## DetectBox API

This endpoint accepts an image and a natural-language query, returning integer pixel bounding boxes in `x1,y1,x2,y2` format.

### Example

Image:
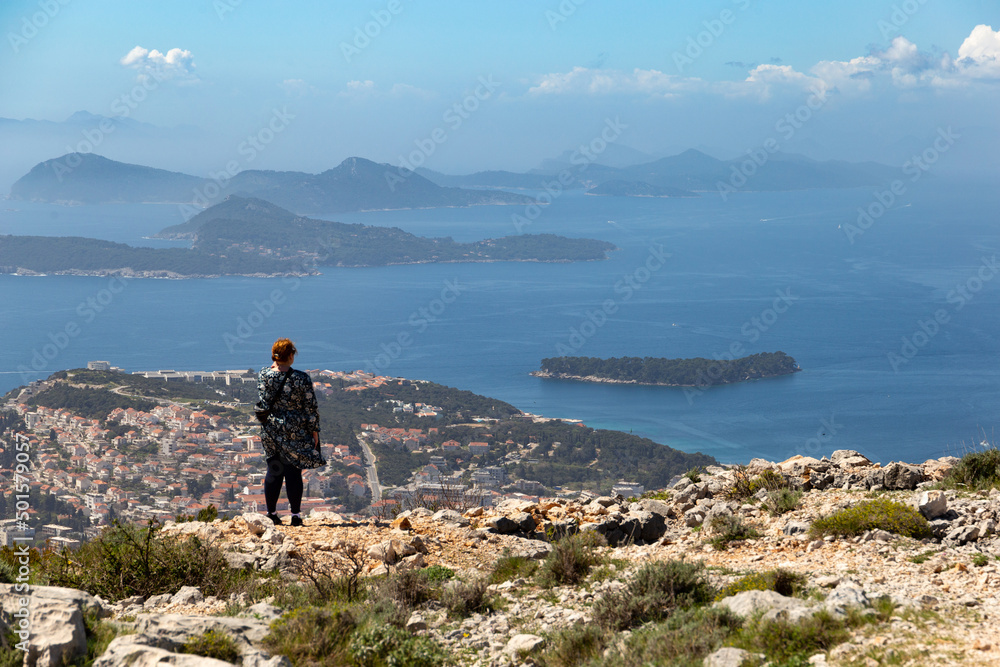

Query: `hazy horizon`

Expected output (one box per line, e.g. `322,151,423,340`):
2,2,998,192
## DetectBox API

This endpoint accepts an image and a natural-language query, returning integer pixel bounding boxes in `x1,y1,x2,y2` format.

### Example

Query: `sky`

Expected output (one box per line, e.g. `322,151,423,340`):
1,0,998,180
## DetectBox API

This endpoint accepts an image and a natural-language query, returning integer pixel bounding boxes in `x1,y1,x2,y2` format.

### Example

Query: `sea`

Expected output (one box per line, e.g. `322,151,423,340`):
2,179,999,467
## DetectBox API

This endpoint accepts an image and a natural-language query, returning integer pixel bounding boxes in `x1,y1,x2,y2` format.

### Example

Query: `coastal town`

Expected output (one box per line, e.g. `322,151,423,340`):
0,362,646,549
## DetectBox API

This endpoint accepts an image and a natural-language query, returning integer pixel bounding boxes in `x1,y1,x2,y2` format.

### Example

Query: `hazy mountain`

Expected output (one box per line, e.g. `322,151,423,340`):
9,154,536,213
407,148,896,194
9,153,203,204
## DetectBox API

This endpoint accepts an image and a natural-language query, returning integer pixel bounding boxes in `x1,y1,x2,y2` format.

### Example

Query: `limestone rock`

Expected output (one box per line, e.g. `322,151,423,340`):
917,490,948,519
831,450,873,467
431,509,469,526
716,589,814,623
169,586,203,606
94,637,235,667
704,647,764,667
882,462,924,490
504,633,545,656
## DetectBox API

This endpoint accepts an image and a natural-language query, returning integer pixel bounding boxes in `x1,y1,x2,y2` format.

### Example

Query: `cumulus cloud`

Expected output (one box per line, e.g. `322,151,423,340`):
955,24,1000,79
120,46,197,83
527,25,1000,103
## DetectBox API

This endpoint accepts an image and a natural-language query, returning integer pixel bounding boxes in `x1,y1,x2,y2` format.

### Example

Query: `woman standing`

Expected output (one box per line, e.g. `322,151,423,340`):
255,338,325,526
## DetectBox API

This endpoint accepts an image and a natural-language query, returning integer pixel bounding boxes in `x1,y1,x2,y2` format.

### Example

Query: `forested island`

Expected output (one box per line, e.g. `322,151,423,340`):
0,196,616,277
533,352,800,387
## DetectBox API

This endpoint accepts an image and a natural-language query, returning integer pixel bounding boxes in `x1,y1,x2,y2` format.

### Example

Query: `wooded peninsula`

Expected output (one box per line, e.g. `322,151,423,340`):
533,352,800,387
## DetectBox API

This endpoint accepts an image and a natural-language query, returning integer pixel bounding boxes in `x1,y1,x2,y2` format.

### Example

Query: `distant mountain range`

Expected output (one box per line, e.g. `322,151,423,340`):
8,154,535,213
9,149,899,214
417,148,898,194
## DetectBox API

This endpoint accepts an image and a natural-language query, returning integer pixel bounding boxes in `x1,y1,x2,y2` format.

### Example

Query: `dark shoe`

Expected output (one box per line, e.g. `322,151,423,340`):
266,513,282,525
290,515,303,527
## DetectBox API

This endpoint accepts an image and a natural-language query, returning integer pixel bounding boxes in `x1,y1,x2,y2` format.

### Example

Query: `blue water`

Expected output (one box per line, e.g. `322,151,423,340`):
2,182,999,466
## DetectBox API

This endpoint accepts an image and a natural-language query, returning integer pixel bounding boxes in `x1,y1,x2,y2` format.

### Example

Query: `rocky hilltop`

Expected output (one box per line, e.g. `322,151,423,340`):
7,449,1000,666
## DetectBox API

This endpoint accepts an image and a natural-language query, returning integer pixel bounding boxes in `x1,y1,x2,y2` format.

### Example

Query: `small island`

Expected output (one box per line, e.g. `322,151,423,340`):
532,352,800,387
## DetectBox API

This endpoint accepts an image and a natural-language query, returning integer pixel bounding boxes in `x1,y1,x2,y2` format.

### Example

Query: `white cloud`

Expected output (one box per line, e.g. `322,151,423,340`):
524,25,1000,105
120,46,197,84
955,24,1000,79
339,80,433,99
528,67,694,97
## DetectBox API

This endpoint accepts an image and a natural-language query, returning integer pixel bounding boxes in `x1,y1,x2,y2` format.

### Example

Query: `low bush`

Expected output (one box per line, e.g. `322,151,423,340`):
540,624,606,667
809,498,932,539
440,578,493,618
598,606,742,666
708,515,761,550
263,606,356,666
732,610,849,664
940,446,1000,490
725,466,789,501
684,467,703,483
715,569,807,601
593,560,714,631
537,532,606,587
349,623,452,667
489,551,539,585
181,629,240,663
762,488,803,516
38,521,254,602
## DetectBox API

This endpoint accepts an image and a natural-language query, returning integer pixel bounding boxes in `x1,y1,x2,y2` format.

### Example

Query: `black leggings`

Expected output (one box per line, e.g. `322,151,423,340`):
264,457,303,514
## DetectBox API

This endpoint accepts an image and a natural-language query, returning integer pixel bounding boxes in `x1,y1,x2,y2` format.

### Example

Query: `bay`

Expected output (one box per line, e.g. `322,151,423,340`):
2,181,999,466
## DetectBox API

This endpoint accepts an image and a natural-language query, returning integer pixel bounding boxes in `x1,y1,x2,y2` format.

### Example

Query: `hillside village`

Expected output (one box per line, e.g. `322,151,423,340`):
0,365,651,549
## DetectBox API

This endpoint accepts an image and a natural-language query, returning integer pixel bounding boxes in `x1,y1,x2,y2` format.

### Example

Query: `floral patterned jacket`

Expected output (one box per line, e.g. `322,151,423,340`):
255,367,324,469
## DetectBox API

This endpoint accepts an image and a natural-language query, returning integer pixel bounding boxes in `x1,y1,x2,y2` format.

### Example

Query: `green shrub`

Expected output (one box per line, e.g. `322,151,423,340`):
420,565,455,582
39,520,254,602
537,532,606,587
941,446,1000,489
809,498,932,540
725,466,788,501
598,606,742,667
908,549,940,564
489,551,539,585
715,569,807,601
762,488,803,516
264,606,356,666
181,629,240,663
0,560,17,585
377,569,432,610
440,578,493,618
973,553,989,567
593,560,714,631
640,490,671,501
708,515,761,550
684,467,703,483
349,623,451,667
540,624,606,667
732,610,849,664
